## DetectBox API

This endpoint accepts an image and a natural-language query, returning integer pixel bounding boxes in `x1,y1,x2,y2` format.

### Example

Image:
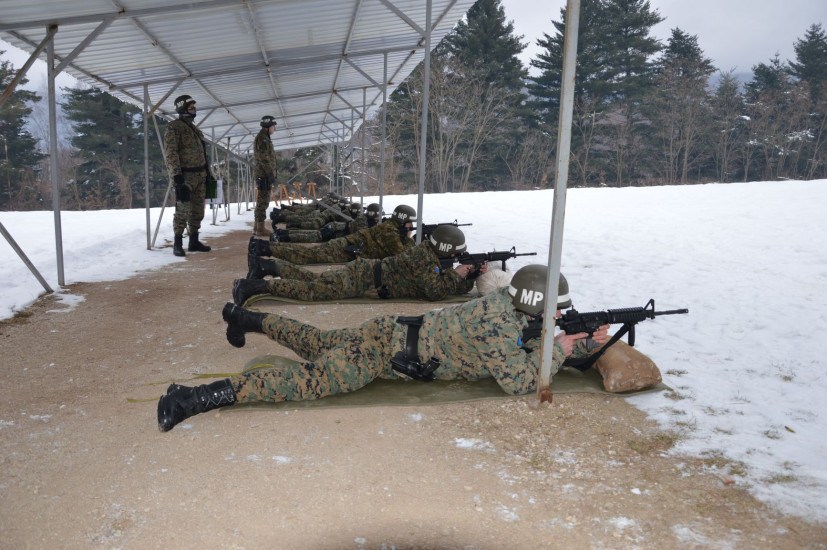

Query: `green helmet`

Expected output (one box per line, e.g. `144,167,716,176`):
260,115,277,128
508,266,571,315
428,225,466,258
557,273,572,309
348,203,363,216
173,94,196,115
390,205,416,227
365,203,383,219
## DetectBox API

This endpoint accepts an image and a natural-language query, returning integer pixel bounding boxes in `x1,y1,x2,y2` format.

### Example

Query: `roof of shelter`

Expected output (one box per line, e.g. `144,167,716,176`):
0,0,474,155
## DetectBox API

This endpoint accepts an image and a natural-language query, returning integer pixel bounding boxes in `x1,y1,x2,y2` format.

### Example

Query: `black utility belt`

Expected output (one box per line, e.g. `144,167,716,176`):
390,315,440,381
180,165,207,173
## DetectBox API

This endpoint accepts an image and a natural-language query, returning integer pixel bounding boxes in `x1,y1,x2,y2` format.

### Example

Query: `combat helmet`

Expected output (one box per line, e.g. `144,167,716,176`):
174,94,196,116
390,204,416,226
428,225,466,258
260,115,277,128
508,265,571,315
348,202,363,216
365,203,383,219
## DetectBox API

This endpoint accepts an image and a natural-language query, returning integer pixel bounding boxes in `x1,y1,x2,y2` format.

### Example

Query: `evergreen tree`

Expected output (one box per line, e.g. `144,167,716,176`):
788,23,827,101
61,87,166,209
0,53,46,210
709,71,748,182
441,0,527,91
527,0,662,185
644,28,715,183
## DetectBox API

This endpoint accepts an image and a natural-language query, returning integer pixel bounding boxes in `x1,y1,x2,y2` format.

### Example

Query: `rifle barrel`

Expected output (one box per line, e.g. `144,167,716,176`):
657,308,689,316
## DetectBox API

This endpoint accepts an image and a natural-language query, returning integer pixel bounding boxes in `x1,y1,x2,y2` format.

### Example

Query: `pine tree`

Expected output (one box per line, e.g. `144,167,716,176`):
0,53,46,210
62,87,166,209
527,0,662,185
788,23,827,101
709,72,748,182
643,28,716,183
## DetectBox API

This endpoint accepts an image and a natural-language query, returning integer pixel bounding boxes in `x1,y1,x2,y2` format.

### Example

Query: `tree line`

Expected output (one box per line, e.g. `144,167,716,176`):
1,0,825,210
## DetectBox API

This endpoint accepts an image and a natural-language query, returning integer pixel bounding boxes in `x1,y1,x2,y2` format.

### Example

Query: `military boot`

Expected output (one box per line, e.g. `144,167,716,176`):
157,379,237,432
233,278,269,306
248,235,272,257
173,234,186,257
273,229,290,242
246,255,281,279
222,302,269,348
188,232,211,252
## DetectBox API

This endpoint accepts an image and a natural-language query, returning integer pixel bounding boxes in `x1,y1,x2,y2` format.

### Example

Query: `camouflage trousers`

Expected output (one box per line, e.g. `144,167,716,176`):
172,173,206,235
262,258,375,301
230,314,399,402
282,212,327,229
254,186,270,223
283,222,347,243
269,239,352,264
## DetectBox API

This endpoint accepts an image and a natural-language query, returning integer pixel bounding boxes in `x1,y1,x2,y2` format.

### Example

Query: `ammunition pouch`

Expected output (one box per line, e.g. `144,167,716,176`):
373,262,390,299
345,241,366,258
390,315,440,382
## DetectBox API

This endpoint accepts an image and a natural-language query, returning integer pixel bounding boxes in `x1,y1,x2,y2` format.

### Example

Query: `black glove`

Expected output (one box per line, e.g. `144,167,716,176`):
174,183,190,203
173,174,184,185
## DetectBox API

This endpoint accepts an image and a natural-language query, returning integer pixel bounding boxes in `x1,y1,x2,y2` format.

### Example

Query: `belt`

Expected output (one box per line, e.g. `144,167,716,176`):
181,165,207,173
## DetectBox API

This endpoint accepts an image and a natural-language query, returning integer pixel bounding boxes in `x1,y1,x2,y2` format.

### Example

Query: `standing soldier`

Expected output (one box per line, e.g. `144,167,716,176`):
253,115,278,237
164,95,213,257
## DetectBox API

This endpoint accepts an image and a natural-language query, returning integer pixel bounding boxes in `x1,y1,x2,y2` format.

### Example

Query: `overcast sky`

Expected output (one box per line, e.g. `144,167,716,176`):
504,0,825,75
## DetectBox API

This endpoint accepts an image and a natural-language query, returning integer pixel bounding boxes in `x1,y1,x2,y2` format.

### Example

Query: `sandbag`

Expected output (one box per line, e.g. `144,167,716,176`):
593,340,662,393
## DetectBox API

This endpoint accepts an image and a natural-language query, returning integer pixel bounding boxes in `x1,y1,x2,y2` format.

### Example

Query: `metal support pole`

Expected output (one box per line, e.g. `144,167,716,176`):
46,25,65,286
415,0,432,245
536,0,581,404
380,52,388,208
144,84,151,249
360,87,366,204
0,222,53,294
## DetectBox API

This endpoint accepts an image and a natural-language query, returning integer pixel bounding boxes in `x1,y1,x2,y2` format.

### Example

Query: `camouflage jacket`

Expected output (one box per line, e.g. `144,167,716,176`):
253,128,277,181
341,219,414,259
378,242,474,300
164,118,208,176
393,287,596,395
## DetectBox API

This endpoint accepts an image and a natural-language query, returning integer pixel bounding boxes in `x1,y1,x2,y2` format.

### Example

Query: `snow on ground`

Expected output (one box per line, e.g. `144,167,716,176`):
1,179,825,522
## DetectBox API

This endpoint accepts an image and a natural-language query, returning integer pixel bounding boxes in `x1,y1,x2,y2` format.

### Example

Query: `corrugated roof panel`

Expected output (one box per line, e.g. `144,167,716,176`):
1,0,475,153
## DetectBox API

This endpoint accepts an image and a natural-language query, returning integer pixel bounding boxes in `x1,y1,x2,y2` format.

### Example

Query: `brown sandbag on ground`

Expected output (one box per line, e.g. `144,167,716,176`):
593,340,663,393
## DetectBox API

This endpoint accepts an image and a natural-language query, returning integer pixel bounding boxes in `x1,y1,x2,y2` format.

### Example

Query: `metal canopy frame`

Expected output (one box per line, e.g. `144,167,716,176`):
0,0,475,286
1,0,473,153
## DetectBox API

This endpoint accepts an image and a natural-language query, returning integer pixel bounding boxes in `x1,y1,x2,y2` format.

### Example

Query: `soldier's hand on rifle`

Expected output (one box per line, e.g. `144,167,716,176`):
454,262,487,279
555,331,589,355
590,324,611,345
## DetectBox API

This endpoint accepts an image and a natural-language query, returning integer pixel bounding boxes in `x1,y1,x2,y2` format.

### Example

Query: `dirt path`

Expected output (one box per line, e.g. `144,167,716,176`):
1,230,825,549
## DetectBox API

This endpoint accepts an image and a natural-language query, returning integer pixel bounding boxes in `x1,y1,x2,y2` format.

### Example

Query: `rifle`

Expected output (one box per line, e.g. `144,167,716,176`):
416,220,472,240
446,247,537,277
522,299,688,371
556,299,688,346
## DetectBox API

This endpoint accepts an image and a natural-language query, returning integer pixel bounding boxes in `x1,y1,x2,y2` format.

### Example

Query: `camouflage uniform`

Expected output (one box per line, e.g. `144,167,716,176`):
231,287,599,403
253,128,277,224
269,219,414,264
279,213,368,243
260,241,473,301
164,118,209,235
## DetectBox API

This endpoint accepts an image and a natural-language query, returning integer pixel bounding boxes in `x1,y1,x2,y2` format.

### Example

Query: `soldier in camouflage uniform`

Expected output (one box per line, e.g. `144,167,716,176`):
253,115,278,237
163,95,213,257
156,265,610,432
232,225,481,304
273,203,368,243
249,204,416,266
